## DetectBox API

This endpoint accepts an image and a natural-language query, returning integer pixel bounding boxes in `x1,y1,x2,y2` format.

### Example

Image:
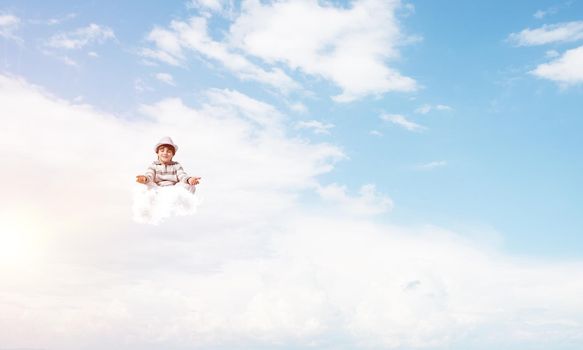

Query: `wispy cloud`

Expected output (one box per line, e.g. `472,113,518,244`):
415,160,447,171
29,12,77,26
414,104,453,114
155,72,176,86
203,88,286,128
142,17,300,94
545,49,560,58
369,130,383,137
508,21,583,46
187,0,235,18
188,0,224,12
47,12,77,25
40,49,79,67
533,2,572,20
141,47,183,66
0,13,21,42
295,120,334,135
288,101,308,114
531,45,583,85
381,113,425,132
47,23,115,49
134,78,152,93
533,8,559,20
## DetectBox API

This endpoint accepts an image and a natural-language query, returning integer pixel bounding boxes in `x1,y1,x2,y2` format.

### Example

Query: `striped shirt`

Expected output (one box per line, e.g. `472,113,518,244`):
144,160,191,186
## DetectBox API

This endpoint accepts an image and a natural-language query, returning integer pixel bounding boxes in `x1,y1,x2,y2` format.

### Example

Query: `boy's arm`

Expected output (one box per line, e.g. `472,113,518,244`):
144,163,156,183
175,162,190,184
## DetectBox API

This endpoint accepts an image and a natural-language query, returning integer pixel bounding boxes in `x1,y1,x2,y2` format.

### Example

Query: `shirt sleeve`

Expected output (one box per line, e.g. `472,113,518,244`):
145,162,156,183
175,162,190,184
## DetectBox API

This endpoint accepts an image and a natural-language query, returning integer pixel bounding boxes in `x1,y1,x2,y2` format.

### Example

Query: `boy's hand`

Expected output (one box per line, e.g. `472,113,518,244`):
136,175,148,184
188,177,201,185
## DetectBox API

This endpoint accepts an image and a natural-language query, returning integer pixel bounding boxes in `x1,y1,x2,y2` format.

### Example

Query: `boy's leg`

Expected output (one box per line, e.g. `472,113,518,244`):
145,183,159,192
179,182,197,194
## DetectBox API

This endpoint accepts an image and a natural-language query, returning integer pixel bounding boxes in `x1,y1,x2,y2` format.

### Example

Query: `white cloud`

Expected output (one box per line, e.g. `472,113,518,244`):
316,183,393,216
508,21,583,46
288,101,308,114
0,14,21,41
436,104,452,111
47,23,115,49
88,51,99,58
61,55,78,66
531,45,583,85
46,12,77,25
414,104,453,114
144,0,417,102
203,88,286,128
189,0,224,12
369,130,383,137
229,0,417,102
188,0,235,18
295,120,335,135
155,72,176,86
415,160,447,171
140,47,183,66
134,78,152,93
533,10,546,19
533,4,562,20
29,12,78,26
40,48,80,67
143,17,300,94
415,104,432,114
2,74,583,349
545,49,560,58
381,113,425,131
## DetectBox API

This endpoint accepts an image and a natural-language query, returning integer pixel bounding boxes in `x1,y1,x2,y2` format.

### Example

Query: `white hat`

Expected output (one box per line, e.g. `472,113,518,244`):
154,136,178,153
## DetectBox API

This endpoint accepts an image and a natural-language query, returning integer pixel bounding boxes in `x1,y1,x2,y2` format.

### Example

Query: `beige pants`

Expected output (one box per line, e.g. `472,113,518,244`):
147,182,196,194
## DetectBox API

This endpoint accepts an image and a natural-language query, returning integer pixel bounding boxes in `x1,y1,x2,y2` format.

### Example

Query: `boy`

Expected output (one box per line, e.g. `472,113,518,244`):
136,136,200,193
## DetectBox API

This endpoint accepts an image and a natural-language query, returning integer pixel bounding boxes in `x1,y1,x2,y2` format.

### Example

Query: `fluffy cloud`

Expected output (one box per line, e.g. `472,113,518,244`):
508,21,583,46
1,74,583,350
381,113,425,131
47,23,115,49
229,0,417,102
0,13,21,41
509,21,583,86
531,45,583,85
143,0,417,102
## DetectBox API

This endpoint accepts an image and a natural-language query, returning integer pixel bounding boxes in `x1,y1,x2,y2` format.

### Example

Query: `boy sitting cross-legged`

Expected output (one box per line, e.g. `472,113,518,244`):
136,136,201,193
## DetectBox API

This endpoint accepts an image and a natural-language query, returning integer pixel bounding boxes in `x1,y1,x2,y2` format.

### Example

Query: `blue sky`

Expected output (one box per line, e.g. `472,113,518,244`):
1,1,583,349
3,0,582,257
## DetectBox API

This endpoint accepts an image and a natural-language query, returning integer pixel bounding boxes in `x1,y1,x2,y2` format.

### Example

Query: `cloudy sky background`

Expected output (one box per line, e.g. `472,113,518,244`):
1,1,583,349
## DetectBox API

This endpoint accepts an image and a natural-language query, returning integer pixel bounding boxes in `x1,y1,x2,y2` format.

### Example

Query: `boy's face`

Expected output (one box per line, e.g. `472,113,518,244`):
157,145,175,164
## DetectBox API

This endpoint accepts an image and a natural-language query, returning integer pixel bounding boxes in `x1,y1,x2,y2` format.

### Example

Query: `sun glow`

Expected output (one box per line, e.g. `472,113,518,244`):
0,220,42,266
